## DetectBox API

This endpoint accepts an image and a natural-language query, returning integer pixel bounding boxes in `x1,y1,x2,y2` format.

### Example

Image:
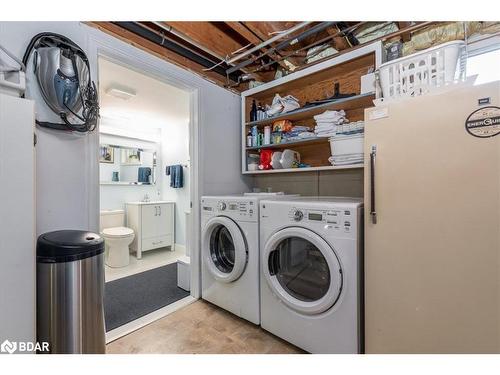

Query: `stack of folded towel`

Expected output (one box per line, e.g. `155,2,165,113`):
336,120,365,136
313,110,348,137
328,121,365,166
328,150,364,166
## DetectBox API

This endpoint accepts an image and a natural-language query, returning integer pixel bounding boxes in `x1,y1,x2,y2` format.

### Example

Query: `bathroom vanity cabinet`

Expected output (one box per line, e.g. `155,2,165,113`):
126,201,175,259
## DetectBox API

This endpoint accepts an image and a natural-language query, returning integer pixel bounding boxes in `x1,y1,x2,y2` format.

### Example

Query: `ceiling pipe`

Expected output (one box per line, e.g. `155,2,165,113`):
226,21,337,75
140,22,224,64
249,22,367,73
225,21,312,65
152,21,227,62
113,22,242,81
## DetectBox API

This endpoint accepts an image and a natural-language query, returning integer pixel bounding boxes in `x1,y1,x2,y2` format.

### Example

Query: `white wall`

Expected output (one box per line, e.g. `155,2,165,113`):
161,119,190,246
0,22,99,235
0,21,251,242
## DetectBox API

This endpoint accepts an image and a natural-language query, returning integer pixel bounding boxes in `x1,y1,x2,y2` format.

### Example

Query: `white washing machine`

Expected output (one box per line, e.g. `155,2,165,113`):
201,193,296,325
259,197,363,353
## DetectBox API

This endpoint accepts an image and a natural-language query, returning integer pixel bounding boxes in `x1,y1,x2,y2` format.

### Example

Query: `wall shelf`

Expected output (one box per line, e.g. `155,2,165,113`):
243,164,364,175
240,41,383,175
246,136,329,151
245,93,375,128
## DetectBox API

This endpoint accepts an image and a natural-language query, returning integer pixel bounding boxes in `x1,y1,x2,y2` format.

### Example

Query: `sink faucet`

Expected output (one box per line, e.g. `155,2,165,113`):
143,194,150,202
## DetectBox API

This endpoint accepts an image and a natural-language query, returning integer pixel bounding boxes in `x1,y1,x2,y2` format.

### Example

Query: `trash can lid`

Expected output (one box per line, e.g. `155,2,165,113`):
37,230,104,263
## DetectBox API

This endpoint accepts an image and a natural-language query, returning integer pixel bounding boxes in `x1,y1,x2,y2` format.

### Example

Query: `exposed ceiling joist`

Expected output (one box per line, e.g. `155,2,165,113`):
88,22,233,88
88,21,441,93
224,22,292,72
164,21,244,61
242,21,306,66
160,21,270,82
113,21,243,82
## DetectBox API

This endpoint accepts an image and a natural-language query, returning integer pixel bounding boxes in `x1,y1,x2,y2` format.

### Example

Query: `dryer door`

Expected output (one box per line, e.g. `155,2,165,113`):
262,227,342,315
203,216,247,283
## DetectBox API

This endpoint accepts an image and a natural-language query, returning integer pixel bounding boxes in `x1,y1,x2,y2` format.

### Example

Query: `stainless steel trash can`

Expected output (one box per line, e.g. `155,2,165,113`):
36,230,105,354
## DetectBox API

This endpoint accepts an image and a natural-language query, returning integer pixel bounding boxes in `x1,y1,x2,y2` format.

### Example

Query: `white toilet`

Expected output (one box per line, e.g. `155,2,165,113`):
100,209,135,268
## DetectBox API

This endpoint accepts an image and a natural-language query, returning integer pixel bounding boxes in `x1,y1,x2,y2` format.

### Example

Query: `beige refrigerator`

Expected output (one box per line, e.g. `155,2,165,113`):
364,81,500,353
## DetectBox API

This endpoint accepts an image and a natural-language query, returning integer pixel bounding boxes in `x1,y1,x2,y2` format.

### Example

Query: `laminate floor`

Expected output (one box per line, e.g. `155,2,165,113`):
106,300,304,354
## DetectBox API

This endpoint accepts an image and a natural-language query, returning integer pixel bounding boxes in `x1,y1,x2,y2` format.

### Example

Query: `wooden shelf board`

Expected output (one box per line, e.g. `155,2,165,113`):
245,93,375,128
241,43,381,99
242,164,364,174
245,136,330,151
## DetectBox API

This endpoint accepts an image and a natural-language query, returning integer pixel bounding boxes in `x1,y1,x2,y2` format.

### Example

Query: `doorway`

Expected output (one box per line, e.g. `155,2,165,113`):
97,56,196,341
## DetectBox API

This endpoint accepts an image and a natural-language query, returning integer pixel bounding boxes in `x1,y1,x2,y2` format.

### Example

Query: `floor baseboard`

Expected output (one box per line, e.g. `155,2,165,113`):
105,295,197,344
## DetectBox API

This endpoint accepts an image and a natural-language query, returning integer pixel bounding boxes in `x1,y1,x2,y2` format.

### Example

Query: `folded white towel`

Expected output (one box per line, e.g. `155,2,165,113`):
331,155,364,161
332,160,364,166
329,155,364,166
314,125,337,133
314,109,346,121
315,120,346,126
298,132,316,138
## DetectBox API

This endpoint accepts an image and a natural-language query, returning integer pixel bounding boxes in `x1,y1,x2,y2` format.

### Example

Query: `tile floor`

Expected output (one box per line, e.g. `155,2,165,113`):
106,300,305,354
105,245,186,282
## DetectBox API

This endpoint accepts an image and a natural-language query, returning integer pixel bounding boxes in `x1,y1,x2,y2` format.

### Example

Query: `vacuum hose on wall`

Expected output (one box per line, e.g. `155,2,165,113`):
22,32,99,133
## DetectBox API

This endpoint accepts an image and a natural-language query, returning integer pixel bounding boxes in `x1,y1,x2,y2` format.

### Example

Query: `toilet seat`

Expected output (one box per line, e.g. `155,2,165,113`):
102,226,134,238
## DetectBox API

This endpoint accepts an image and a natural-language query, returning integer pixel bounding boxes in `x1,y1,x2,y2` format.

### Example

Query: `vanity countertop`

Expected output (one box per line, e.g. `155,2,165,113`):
126,200,175,205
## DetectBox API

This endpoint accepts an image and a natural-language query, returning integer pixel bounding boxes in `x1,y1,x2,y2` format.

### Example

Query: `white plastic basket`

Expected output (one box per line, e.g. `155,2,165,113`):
329,133,364,156
377,40,466,101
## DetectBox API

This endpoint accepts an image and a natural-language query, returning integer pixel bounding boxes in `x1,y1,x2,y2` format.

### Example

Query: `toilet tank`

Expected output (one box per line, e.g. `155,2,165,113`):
100,210,125,231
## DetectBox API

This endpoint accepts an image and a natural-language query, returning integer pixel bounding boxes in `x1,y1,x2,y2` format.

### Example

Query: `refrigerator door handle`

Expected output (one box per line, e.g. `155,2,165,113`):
370,145,377,224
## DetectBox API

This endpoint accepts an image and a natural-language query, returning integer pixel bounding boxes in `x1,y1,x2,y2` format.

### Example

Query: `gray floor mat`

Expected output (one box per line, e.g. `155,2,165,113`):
104,262,189,332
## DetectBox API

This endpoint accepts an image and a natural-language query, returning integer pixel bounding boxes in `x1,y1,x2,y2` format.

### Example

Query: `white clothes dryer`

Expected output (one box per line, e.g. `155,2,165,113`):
259,197,363,353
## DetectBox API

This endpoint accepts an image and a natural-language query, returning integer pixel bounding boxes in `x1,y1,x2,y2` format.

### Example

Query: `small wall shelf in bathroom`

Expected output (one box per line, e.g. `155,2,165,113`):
100,181,152,185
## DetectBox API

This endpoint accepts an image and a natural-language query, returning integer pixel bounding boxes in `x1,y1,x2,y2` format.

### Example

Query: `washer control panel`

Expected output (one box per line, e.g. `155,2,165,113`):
292,209,304,222
202,199,256,220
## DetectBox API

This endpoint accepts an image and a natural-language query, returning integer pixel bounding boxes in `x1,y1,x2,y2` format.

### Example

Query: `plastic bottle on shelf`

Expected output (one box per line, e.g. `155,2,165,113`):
263,126,271,145
257,103,265,120
251,125,258,147
246,130,252,147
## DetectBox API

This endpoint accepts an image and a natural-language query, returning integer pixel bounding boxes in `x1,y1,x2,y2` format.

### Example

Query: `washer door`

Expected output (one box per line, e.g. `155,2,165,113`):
262,227,343,315
203,216,247,283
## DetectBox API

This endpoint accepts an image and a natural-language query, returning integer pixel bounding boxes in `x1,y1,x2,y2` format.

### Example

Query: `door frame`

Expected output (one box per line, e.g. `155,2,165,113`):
85,28,202,300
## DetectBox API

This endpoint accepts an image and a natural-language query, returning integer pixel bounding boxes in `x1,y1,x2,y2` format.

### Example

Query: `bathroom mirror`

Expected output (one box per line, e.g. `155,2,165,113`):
99,144,157,185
